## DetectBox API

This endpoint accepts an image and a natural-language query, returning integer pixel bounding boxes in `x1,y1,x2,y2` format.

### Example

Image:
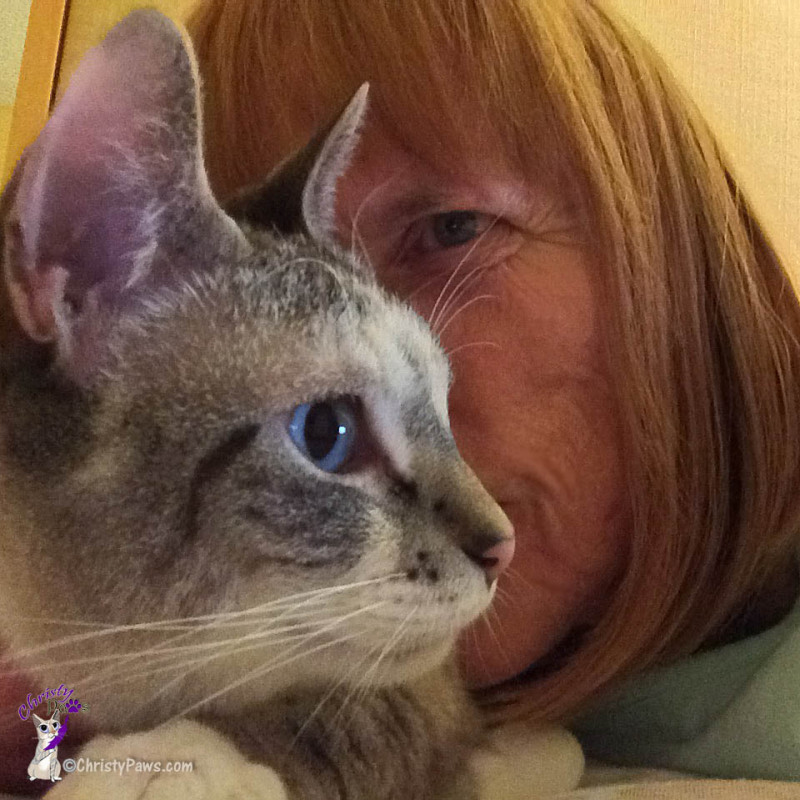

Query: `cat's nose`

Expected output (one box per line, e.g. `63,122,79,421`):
461,534,515,584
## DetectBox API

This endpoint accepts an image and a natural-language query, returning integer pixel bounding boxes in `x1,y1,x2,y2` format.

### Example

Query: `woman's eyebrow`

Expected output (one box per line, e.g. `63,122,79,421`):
372,185,458,220
376,187,503,221
363,169,532,224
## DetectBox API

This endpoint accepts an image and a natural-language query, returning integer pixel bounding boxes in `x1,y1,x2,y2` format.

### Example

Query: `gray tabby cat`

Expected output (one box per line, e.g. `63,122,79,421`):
0,11,514,800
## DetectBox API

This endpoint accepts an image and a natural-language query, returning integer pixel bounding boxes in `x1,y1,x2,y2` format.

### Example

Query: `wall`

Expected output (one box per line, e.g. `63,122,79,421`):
609,0,800,281
0,0,33,171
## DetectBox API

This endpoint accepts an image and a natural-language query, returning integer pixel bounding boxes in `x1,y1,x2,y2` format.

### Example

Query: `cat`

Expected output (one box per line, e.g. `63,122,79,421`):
26,711,63,783
0,10,514,800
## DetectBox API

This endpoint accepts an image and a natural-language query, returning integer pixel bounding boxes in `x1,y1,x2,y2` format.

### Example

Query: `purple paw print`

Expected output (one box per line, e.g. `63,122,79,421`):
64,699,82,714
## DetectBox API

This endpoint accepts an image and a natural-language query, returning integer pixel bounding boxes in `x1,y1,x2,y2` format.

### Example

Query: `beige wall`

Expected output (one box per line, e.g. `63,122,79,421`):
0,0,32,105
0,0,33,176
610,0,800,282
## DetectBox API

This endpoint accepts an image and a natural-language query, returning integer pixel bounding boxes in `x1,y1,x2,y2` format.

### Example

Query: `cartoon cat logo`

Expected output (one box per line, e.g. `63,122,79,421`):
27,710,64,782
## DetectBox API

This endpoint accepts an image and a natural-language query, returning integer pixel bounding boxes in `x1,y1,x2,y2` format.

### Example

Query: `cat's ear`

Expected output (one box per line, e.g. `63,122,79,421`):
31,714,44,726
1,10,244,381
226,83,369,247
51,709,60,722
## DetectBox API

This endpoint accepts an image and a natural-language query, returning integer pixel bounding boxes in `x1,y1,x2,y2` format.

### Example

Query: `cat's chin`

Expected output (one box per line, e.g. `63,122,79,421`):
343,637,456,688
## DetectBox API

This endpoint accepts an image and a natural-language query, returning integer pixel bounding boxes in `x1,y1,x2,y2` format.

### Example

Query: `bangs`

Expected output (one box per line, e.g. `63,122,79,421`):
192,0,575,197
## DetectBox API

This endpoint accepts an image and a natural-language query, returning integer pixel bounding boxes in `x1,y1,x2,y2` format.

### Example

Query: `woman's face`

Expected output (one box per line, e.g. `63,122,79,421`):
335,122,630,688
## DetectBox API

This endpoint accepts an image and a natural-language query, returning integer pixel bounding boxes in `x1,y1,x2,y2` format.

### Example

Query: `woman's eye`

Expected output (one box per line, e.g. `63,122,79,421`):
288,398,358,473
416,210,494,252
430,211,482,248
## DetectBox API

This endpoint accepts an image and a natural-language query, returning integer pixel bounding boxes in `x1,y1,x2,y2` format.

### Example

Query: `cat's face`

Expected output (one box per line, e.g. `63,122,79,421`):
32,713,60,744
0,12,512,728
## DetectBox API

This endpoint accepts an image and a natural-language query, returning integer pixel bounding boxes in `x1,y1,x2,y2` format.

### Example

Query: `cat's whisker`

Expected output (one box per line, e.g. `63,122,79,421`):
0,614,307,672
122,628,320,709
83,626,334,696
74,597,377,690
428,245,480,335
207,630,362,710
445,340,501,359
478,606,516,676
502,566,538,597
95,601,389,718
102,599,361,682
35,616,307,691
350,224,370,268
492,584,516,612
206,574,405,621
431,261,489,335
467,620,492,676
83,605,370,695
289,638,383,749
356,606,418,694
406,274,445,305
31,615,355,673
149,575,403,676
173,600,388,716
4,576,405,666
334,606,420,733
349,177,394,261
429,213,503,333
437,293,498,340
4,618,120,629
18,582,402,699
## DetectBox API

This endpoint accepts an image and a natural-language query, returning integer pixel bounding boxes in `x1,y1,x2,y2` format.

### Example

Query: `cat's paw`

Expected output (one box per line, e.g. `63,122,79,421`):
46,719,289,800
472,723,585,800
64,699,83,713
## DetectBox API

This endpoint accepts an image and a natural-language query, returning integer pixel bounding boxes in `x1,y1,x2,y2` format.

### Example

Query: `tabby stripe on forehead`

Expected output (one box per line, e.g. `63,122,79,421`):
184,424,261,541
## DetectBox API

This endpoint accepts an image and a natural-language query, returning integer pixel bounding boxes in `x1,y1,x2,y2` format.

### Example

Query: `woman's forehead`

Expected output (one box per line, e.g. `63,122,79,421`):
366,87,567,173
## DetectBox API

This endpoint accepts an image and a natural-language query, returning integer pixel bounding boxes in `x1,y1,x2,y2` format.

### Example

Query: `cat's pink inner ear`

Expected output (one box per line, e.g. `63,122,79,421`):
6,259,68,344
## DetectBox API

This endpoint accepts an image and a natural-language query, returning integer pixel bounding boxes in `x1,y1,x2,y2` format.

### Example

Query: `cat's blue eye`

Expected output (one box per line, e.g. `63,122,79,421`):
52,722,58,729
288,399,358,472
39,724,47,731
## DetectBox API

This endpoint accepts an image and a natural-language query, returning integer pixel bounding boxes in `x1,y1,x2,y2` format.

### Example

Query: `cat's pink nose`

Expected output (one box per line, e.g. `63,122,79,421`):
463,534,515,584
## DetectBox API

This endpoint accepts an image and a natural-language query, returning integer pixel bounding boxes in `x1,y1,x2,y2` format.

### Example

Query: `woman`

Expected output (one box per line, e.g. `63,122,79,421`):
189,0,800,781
